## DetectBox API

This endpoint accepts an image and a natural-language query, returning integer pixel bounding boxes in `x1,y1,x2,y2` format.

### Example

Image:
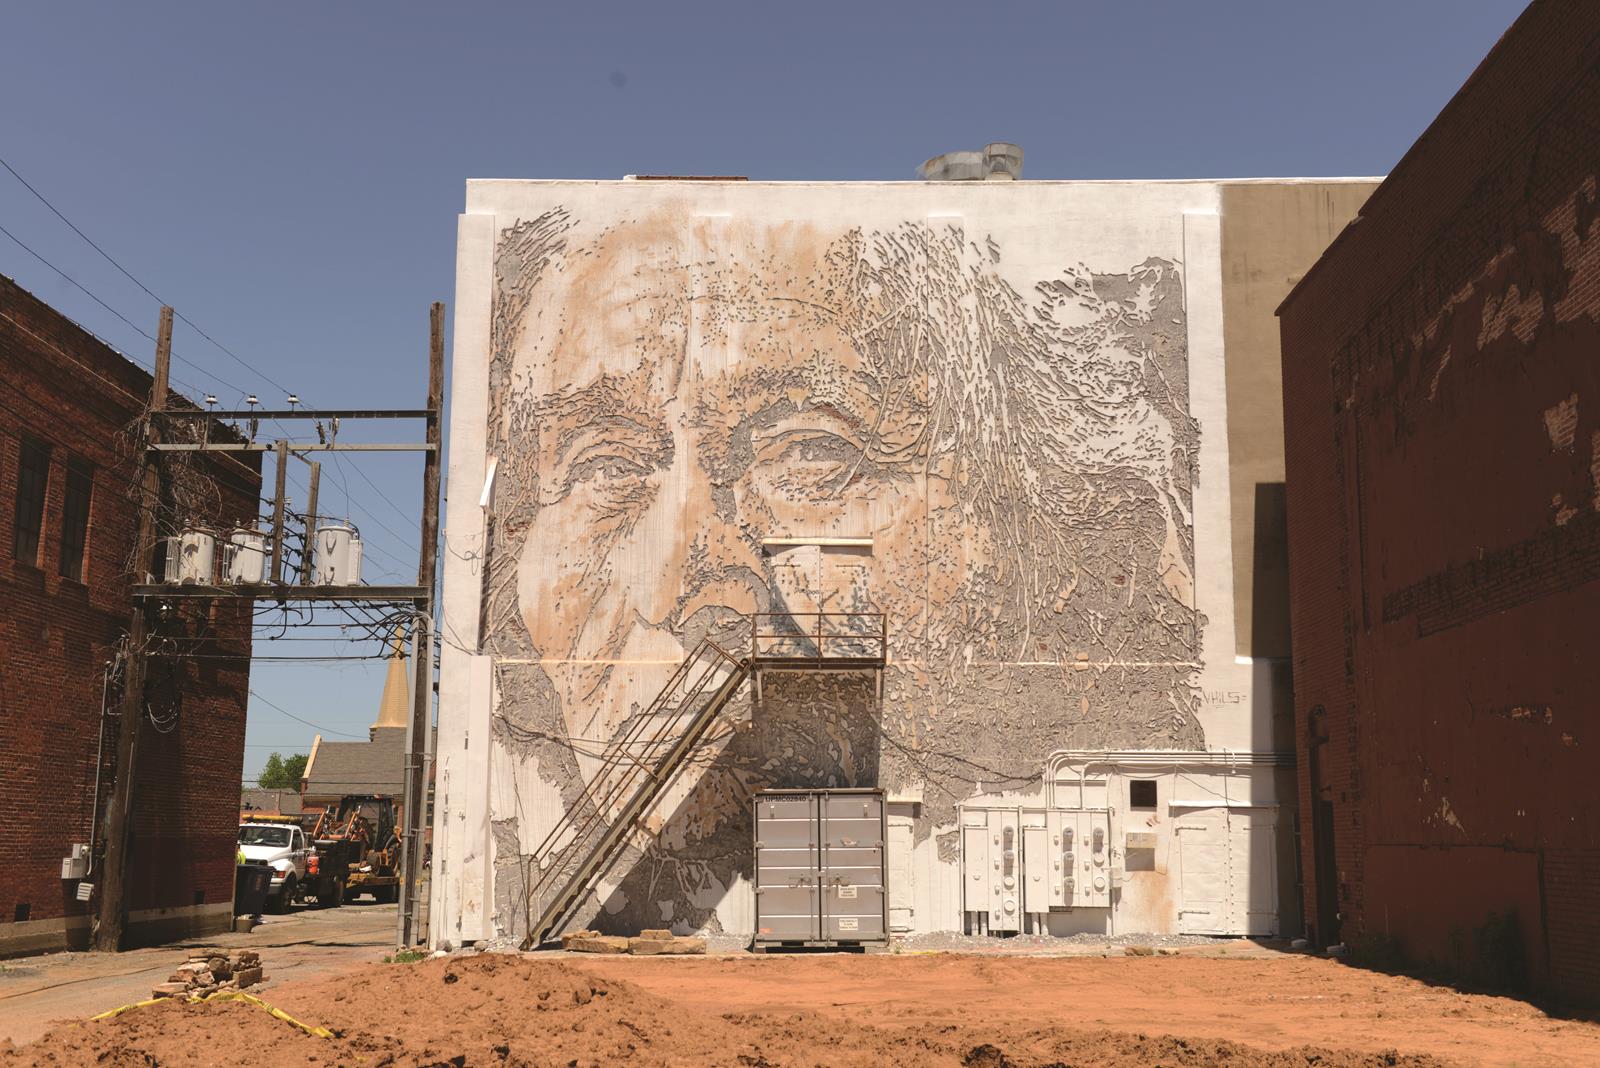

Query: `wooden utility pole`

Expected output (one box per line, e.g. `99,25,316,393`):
94,306,172,951
398,302,444,947
301,462,320,584
268,440,288,583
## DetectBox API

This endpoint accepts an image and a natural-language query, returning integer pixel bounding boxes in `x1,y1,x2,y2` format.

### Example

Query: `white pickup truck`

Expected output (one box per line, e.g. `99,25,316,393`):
238,821,312,912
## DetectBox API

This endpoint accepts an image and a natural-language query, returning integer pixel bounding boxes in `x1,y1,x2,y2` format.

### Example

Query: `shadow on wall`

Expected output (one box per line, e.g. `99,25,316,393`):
1251,483,1302,934
1338,907,1600,1019
1249,483,1297,754
586,670,884,937
1251,483,1291,661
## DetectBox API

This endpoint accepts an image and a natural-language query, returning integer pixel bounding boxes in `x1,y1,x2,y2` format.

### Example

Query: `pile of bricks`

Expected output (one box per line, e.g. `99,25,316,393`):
151,950,264,998
560,929,706,955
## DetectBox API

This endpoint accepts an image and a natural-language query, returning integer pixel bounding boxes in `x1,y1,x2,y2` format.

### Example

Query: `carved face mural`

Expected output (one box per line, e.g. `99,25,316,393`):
484,204,1205,931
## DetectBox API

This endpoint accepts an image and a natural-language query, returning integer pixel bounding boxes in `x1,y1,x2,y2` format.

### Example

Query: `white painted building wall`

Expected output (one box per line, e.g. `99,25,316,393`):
428,177,1364,947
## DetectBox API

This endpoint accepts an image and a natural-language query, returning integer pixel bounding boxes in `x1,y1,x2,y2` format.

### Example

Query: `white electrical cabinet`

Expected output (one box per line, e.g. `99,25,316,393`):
962,806,1113,932
1022,824,1050,914
1049,810,1112,908
963,808,1021,932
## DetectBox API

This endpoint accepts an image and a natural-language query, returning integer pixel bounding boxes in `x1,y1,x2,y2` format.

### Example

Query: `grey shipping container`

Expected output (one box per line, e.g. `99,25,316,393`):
752,788,888,950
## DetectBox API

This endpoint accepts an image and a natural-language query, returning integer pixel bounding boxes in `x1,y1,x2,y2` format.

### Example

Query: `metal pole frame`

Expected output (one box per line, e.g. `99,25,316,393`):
397,301,444,948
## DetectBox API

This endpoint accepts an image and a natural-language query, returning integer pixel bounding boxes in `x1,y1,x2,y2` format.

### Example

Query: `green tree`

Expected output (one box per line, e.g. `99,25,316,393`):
257,752,309,789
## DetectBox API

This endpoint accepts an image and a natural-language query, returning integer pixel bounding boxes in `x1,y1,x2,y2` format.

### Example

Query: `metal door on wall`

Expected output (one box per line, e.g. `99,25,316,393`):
1175,806,1279,936
822,792,886,941
887,815,915,933
763,544,872,616
1230,808,1279,935
754,789,886,946
753,793,820,942
1175,808,1228,933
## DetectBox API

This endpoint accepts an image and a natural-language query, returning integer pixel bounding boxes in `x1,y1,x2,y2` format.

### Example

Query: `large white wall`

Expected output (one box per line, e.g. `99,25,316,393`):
430,179,1282,946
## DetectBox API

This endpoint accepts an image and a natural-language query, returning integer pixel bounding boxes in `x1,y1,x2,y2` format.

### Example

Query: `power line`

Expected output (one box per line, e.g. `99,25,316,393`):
0,262,271,505
0,219,247,400
247,688,366,738
0,307,268,502
0,152,300,401
281,463,413,578
343,452,420,536
328,451,419,556
1,308,161,411
3,223,159,357
2,155,428,565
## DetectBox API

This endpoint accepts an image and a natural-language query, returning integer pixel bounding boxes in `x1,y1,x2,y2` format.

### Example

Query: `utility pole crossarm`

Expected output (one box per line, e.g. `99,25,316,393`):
153,408,431,421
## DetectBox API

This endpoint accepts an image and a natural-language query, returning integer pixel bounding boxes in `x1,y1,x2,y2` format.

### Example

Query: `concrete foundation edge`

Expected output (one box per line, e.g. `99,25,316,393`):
0,901,235,960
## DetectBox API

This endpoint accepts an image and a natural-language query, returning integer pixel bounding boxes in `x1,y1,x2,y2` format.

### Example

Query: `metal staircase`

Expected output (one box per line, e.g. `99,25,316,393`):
521,612,888,948
522,639,750,947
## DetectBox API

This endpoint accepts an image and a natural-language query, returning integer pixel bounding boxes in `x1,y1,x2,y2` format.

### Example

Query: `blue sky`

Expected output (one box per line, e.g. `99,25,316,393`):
0,0,1528,780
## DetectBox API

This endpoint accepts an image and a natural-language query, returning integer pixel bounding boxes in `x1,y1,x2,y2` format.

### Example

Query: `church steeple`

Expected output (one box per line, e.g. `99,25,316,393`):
371,625,411,737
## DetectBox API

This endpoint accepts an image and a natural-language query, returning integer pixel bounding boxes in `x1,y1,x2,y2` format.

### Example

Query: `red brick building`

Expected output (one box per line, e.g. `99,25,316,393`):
0,276,260,955
1280,0,1600,1002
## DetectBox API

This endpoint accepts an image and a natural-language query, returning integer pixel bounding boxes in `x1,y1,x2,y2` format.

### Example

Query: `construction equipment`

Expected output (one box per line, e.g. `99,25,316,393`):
309,794,403,903
237,814,347,910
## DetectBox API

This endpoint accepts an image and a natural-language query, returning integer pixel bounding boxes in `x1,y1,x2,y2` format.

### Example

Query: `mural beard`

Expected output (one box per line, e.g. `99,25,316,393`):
483,209,1205,932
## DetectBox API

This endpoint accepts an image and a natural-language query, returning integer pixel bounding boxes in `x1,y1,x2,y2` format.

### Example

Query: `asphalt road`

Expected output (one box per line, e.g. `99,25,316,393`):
0,900,400,1046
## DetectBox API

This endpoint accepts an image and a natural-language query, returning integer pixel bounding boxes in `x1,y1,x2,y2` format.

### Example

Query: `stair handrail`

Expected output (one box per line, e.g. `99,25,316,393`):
525,651,750,945
521,655,728,924
750,611,887,662
519,640,734,877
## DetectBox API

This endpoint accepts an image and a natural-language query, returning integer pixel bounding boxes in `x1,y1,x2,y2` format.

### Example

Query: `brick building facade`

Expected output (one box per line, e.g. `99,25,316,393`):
1279,0,1600,1002
0,276,260,956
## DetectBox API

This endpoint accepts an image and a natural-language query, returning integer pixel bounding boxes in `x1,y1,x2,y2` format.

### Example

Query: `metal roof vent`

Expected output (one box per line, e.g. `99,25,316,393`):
917,142,1024,181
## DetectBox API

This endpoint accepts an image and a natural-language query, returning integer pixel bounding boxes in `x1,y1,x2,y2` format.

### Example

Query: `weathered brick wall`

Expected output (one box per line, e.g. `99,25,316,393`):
1545,849,1600,998
0,276,259,950
1281,0,1600,1003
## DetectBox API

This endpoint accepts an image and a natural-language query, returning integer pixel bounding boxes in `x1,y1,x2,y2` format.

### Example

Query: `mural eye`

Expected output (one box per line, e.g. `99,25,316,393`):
569,451,651,484
751,429,886,499
784,436,844,463
764,430,855,467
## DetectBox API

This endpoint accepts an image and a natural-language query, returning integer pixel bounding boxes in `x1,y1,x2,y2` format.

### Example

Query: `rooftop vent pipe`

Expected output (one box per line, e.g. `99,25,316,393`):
917,142,1024,181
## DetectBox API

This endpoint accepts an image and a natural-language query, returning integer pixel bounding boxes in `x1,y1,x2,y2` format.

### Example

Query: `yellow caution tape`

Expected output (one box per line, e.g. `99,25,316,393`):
199,992,335,1039
89,990,333,1039
89,997,167,1021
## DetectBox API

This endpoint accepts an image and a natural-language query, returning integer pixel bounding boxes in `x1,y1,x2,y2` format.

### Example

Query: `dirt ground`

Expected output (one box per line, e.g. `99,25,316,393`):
4,948,1598,1067
0,899,395,1047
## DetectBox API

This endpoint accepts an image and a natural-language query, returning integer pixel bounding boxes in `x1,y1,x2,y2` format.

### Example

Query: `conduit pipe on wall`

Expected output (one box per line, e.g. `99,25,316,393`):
1041,750,1294,937
1042,750,1293,811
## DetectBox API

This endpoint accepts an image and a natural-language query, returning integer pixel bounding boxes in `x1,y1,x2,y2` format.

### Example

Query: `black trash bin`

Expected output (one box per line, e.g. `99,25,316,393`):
235,863,272,917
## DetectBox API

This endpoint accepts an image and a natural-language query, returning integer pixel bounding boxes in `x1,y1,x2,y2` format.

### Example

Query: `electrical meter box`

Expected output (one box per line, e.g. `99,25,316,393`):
60,843,90,881
962,806,1112,930
963,808,1024,932
1047,810,1112,908
753,788,888,950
